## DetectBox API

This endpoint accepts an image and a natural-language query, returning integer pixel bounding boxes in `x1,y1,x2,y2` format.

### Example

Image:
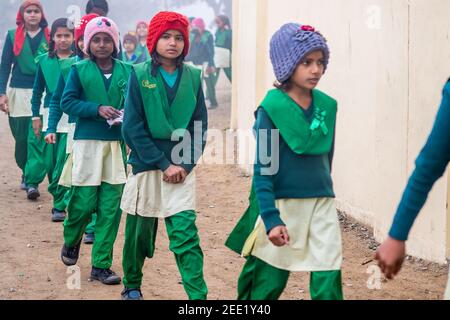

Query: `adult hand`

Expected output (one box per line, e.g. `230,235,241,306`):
375,237,406,280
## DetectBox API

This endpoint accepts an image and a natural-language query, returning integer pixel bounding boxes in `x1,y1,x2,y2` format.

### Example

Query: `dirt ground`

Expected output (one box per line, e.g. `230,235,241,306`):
0,75,448,300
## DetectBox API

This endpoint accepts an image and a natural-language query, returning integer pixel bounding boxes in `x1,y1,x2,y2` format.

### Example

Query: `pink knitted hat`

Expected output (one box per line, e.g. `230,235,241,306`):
83,16,120,55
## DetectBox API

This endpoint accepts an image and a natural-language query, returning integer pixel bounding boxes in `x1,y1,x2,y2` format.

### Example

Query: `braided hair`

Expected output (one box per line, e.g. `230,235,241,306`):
48,18,72,58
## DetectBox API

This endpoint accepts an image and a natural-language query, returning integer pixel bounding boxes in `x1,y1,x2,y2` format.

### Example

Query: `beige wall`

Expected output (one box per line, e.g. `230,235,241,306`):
232,0,450,262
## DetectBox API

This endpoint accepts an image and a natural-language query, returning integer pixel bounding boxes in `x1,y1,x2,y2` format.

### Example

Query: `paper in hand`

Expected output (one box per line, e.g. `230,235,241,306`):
107,109,124,127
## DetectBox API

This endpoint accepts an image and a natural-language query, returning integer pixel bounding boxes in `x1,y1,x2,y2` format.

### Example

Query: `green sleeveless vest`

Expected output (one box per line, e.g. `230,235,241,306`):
8,29,48,76
36,54,75,94
75,59,131,110
134,61,202,139
59,56,77,82
260,89,337,156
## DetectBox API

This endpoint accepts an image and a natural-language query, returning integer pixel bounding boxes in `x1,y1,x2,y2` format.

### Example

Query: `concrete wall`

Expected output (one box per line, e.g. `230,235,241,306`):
232,0,450,262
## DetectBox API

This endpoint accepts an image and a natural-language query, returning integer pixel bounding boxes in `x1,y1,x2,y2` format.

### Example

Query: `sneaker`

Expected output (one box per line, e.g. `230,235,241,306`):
208,103,218,110
90,267,121,285
83,233,95,245
20,176,28,191
51,208,66,222
121,287,144,300
61,241,81,266
27,187,40,200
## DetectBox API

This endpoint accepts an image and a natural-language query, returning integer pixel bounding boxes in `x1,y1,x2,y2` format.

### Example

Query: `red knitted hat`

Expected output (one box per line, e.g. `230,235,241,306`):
147,11,190,57
75,13,99,45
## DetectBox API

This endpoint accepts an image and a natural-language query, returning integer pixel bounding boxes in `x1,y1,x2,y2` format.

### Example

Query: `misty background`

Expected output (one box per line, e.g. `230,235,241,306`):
0,0,232,49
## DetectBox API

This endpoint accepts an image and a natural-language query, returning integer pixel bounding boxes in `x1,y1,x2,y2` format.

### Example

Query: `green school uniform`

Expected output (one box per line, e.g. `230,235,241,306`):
62,59,131,269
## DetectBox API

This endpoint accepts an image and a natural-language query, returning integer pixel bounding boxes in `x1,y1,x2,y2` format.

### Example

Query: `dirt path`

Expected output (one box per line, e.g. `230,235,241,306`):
0,75,448,300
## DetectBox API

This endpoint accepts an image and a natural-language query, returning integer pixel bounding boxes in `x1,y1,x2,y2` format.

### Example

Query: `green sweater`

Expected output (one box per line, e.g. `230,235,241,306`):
0,29,46,94
122,67,208,175
254,107,335,232
31,64,52,116
60,60,127,141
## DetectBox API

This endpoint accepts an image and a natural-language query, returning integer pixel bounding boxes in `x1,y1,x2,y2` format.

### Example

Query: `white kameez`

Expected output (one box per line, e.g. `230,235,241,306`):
6,88,39,117
242,197,343,272
121,170,196,219
59,140,126,187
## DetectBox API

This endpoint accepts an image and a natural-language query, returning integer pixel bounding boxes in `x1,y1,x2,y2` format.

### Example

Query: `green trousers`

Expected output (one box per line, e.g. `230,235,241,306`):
63,183,123,269
237,256,343,300
213,67,232,84
123,210,208,300
204,73,217,106
8,116,30,174
24,122,54,188
58,152,96,231
47,133,69,211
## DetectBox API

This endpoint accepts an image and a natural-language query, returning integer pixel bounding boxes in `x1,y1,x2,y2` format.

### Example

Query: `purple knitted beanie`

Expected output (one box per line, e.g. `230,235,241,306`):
270,23,330,83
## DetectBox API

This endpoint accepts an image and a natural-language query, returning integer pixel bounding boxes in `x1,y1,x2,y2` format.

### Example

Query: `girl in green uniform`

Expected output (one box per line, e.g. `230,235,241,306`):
120,11,208,300
59,16,131,286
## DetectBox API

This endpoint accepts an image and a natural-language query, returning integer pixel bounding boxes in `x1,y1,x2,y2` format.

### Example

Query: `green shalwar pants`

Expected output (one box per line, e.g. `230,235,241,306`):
237,256,343,300
63,182,124,269
47,133,69,211
8,116,30,174
213,67,232,84
122,210,208,300
24,121,54,188
204,73,217,106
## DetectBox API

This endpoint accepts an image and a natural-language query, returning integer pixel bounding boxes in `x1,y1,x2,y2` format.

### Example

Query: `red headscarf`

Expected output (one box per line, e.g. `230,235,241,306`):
191,18,206,33
14,0,50,56
147,11,190,57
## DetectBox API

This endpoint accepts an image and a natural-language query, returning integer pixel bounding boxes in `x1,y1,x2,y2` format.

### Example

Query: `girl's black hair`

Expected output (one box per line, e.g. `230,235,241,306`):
217,15,231,28
150,51,185,77
75,36,84,59
274,79,292,91
85,0,109,15
49,18,73,58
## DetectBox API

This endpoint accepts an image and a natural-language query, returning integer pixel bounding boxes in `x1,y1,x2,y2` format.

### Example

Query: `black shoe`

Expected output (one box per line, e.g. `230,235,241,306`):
83,233,95,245
61,241,81,266
90,267,121,285
121,287,144,300
20,176,28,191
51,208,66,222
27,187,40,200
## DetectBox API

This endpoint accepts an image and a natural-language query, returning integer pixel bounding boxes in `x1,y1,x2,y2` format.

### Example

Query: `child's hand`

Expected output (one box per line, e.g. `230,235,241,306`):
32,118,42,138
268,226,290,247
375,237,406,280
0,95,9,114
45,133,56,144
163,165,188,184
98,105,122,120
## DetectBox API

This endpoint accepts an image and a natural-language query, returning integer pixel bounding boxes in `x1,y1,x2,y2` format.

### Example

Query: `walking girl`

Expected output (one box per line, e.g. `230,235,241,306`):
59,16,131,285
226,23,344,300
0,0,49,192
29,18,74,219
119,11,208,300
